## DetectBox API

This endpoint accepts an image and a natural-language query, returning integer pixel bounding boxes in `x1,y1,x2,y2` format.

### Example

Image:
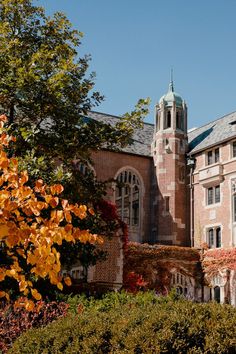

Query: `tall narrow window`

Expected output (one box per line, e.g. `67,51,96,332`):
216,227,221,248
207,187,213,205
165,111,171,129
206,148,220,165
233,194,236,222
176,111,183,130
207,185,220,205
233,141,236,158
232,180,236,223
215,148,219,163
207,151,213,165
207,227,221,248
115,169,141,227
208,228,214,248
215,185,220,203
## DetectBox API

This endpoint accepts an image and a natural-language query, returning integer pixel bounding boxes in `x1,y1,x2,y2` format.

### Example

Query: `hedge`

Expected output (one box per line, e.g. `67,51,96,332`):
10,292,236,353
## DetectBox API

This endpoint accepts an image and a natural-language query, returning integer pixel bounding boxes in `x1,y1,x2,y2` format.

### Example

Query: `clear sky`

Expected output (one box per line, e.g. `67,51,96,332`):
35,0,236,129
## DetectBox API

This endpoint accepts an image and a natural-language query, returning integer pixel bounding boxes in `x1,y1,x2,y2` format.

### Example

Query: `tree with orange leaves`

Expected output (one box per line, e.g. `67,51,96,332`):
0,115,103,310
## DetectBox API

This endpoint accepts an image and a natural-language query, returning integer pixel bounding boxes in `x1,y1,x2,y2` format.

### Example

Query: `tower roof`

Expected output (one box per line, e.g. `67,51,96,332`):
159,80,183,107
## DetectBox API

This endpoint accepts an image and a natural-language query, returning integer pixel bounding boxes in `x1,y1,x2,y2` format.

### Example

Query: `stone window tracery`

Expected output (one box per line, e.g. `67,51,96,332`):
171,272,192,297
115,169,141,227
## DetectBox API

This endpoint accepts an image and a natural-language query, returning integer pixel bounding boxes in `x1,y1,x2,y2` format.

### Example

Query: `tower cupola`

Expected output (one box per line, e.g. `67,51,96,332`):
159,80,183,108
155,78,187,133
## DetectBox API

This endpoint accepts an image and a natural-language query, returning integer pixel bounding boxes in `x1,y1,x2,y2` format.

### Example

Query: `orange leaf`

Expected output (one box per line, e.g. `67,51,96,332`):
31,288,42,301
88,207,95,216
0,291,6,298
64,276,72,286
50,184,64,195
25,300,35,311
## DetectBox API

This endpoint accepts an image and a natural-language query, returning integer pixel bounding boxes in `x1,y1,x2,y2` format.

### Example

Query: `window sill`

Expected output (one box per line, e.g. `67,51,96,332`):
205,202,221,209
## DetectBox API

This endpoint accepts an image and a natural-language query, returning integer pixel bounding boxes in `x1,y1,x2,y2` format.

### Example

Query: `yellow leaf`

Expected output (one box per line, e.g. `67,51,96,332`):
25,300,35,311
51,210,64,223
19,171,28,185
19,280,28,292
73,205,87,219
31,288,42,301
57,282,63,290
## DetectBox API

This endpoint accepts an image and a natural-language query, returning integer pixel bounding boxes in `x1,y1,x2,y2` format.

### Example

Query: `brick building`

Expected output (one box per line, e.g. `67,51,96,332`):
78,80,236,304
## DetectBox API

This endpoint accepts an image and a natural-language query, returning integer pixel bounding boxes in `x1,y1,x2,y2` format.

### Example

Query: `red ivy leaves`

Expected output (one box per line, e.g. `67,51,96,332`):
123,271,147,293
0,301,68,352
203,248,236,276
97,199,128,250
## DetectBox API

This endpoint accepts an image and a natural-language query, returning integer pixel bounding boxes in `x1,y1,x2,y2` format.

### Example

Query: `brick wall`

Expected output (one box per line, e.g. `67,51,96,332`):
88,233,123,289
192,139,236,248
91,150,154,243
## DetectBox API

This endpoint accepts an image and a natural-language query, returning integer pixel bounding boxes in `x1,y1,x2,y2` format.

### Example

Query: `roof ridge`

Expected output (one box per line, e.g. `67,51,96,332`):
189,110,236,134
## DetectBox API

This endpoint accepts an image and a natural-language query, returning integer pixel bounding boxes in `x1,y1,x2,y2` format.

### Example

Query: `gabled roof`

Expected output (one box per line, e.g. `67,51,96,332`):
88,111,154,157
89,110,236,157
188,111,236,154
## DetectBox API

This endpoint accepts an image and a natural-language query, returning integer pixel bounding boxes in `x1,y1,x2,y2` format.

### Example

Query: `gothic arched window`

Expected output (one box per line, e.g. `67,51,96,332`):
115,169,141,227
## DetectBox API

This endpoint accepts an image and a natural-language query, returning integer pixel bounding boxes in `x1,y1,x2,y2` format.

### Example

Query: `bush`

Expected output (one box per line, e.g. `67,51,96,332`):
0,301,68,353
10,292,236,353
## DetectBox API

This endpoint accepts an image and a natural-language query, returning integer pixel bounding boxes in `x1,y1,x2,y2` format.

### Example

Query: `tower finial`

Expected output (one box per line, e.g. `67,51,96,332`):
169,68,174,92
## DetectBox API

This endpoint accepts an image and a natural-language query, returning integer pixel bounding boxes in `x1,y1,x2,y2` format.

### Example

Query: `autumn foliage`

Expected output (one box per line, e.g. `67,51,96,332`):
202,248,236,278
0,300,68,353
0,115,103,309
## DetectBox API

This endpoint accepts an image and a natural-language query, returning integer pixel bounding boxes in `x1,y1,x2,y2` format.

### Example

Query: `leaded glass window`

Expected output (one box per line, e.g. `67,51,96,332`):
115,170,141,227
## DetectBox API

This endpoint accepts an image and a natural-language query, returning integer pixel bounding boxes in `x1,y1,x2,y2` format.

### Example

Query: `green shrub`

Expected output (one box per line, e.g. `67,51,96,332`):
10,293,236,353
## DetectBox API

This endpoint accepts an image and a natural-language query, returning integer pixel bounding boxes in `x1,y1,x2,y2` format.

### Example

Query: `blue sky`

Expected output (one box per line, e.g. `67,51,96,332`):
35,0,236,129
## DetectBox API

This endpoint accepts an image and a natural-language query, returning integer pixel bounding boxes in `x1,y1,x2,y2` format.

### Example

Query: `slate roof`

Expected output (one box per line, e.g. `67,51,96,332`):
188,111,236,154
88,111,154,157
89,110,236,157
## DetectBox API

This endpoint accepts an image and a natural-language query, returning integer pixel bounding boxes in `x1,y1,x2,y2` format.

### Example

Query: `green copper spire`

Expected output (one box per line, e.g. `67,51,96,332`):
159,71,183,107
168,68,174,92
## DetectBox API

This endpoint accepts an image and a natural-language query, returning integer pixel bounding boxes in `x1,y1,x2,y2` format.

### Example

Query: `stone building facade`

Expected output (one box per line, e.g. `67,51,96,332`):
72,81,236,304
